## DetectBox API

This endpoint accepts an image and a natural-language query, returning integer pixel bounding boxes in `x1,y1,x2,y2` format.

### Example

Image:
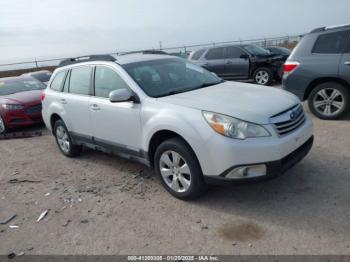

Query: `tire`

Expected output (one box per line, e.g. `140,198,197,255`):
308,82,349,120
253,67,273,86
53,119,82,157
154,138,207,200
0,115,7,134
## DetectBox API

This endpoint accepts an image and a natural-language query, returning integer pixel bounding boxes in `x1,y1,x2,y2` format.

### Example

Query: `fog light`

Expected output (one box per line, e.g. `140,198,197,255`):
226,165,266,179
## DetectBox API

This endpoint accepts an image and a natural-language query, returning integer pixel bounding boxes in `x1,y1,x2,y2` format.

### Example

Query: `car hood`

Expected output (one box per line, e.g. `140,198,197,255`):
157,81,300,124
0,90,42,105
254,54,285,62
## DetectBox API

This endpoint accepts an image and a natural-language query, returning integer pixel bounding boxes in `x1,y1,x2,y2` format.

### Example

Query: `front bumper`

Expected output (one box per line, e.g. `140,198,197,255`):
204,135,313,185
2,110,42,129
195,114,313,177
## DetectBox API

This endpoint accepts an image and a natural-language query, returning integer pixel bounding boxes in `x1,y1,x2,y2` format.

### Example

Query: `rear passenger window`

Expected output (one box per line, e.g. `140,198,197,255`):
312,30,350,54
94,66,130,98
191,49,206,60
205,47,224,60
50,71,66,91
69,67,92,95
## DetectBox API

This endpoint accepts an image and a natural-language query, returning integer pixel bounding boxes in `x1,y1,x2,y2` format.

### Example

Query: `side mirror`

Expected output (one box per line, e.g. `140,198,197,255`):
109,89,138,103
240,54,249,59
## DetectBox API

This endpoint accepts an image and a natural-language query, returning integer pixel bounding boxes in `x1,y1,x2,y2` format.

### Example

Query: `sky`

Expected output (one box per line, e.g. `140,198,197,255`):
0,0,349,65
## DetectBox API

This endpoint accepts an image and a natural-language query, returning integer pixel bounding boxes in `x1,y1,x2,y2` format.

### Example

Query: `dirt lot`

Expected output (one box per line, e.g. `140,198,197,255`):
0,105,349,256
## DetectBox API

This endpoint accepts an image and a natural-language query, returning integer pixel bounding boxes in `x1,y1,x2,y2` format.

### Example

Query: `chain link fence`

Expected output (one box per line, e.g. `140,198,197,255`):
0,34,303,74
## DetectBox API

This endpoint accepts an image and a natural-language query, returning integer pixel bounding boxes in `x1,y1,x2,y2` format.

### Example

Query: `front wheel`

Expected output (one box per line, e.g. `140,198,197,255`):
154,138,207,200
308,82,349,120
0,116,7,134
253,67,273,85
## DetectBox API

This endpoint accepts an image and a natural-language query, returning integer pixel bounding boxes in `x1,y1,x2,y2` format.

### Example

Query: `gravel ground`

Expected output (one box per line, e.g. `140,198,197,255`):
0,103,349,256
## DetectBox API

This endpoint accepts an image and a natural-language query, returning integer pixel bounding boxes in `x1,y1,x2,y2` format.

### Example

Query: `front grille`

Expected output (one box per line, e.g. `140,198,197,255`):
25,104,42,115
30,115,43,123
10,118,25,123
270,104,305,136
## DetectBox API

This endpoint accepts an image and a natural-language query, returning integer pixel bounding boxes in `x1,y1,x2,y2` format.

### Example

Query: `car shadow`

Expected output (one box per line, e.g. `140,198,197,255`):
75,141,350,237
193,148,349,237
5,123,46,134
1,123,48,139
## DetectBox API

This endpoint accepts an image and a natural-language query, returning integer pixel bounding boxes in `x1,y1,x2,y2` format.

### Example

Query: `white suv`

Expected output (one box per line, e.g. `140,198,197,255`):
42,54,314,200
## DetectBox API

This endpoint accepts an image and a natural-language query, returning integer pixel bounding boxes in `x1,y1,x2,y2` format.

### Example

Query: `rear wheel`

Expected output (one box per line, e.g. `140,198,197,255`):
308,82,349,120
253,67,273,85
154,138,207,200
54,119,82,157
0,116,6,134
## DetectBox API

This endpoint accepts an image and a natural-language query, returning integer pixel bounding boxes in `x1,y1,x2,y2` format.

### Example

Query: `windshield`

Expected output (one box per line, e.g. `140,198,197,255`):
122,58,222,98
243,45,270,56
0,78,46,96
31,72,52,82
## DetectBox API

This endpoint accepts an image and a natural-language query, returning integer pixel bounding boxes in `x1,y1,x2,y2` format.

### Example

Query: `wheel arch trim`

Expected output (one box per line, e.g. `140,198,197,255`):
304,77,350,100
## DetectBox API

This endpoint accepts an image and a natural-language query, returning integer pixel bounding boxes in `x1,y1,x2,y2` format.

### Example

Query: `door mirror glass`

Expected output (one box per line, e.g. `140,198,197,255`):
240,54,249,59
109,89,134,103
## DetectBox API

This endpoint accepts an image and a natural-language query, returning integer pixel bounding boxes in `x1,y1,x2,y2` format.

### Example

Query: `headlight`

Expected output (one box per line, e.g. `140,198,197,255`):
202,111,270,139
2,104,25,110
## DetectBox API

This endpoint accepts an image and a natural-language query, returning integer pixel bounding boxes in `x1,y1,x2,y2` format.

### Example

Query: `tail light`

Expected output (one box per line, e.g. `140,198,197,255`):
283,62,300,75
40,91,46,101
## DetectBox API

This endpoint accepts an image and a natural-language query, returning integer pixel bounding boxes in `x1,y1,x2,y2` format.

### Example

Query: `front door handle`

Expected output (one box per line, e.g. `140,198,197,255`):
90,104,101,111
344,61,350,65
60,99,67,104
226,60,233,64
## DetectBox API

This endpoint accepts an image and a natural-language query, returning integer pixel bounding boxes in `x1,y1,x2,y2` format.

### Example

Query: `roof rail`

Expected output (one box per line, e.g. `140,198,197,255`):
325,23,350,30
58,54,116,67
118,50,168,56
310,27,325,33
311,23,350,33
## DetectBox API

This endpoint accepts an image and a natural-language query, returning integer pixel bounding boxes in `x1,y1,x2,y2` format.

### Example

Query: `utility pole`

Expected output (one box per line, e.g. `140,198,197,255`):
159,41,162,50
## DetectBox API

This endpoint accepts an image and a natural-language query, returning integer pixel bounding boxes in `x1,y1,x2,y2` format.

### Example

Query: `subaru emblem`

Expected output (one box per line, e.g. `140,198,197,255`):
290,111,296,120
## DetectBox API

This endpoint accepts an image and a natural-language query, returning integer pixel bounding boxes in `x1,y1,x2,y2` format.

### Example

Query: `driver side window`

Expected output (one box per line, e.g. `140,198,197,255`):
94,66,130,98
225,46,246,59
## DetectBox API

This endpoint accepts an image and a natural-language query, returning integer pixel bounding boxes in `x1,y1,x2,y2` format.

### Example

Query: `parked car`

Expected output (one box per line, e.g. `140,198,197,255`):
0,76,45,134
188,44,285,85
42,54,313,200
266,46,291,60
22,70,52,85
283,24,350,120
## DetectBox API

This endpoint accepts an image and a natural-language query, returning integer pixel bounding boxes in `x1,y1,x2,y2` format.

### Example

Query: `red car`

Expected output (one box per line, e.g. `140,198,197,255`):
0,76,46,134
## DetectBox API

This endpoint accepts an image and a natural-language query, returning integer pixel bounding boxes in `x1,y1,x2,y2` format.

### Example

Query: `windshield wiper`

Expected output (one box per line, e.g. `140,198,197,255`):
157,80,224,98
197,80,224,88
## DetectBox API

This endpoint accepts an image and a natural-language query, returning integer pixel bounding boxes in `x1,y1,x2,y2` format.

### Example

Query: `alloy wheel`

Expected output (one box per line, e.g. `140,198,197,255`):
159,150,192,193
313,88,345,117
255,70,269,85
56,126,71,153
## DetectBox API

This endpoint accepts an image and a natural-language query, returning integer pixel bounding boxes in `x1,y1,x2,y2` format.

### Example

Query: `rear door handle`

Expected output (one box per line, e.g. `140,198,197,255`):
60,99,67,104
226,61,233,64
90,104,101,111
344,61,350,65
